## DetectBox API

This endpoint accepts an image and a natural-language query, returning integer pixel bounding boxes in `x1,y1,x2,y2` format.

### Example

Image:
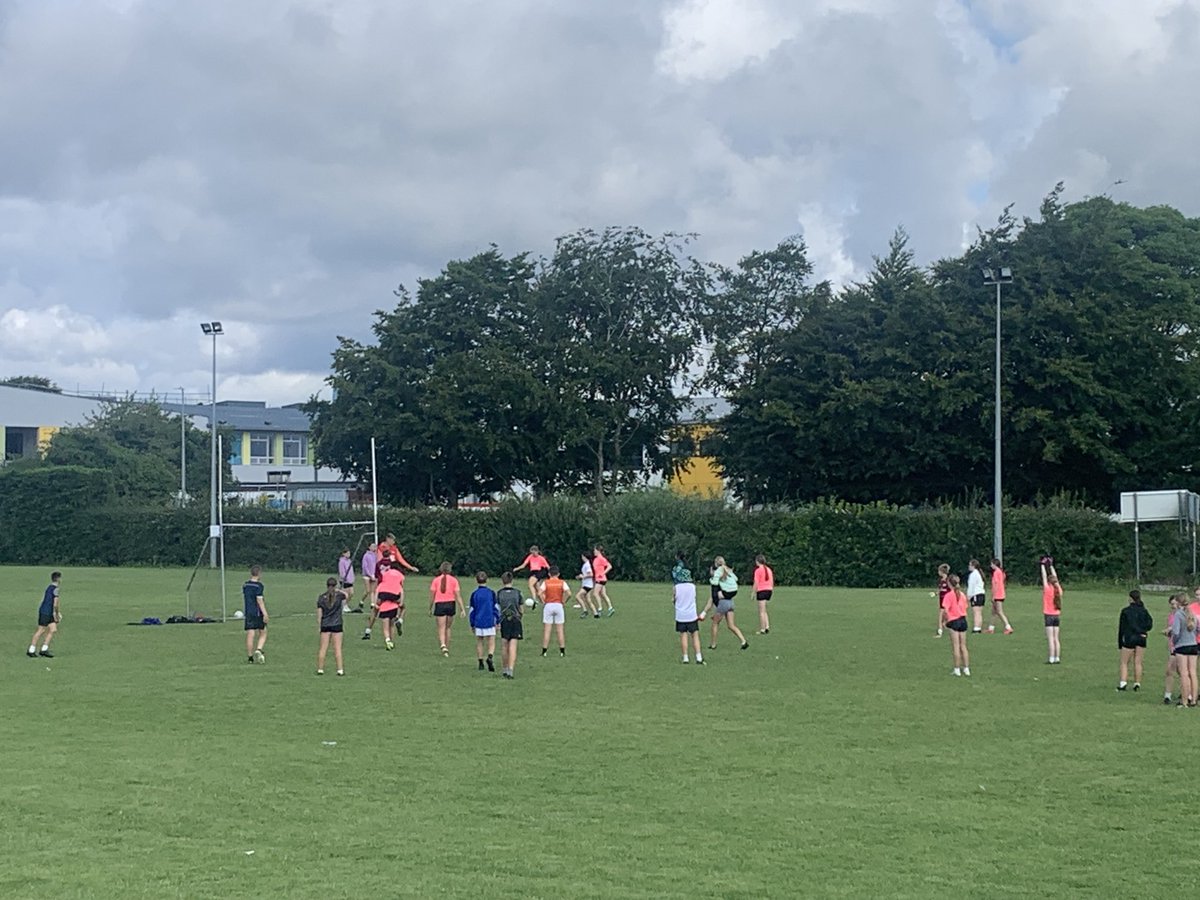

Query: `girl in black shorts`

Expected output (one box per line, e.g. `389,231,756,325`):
1116,589,1152,691
316,577,346,676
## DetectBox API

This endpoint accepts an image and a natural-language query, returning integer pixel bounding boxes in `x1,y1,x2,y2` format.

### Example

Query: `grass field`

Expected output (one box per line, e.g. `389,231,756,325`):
1,565,1195,898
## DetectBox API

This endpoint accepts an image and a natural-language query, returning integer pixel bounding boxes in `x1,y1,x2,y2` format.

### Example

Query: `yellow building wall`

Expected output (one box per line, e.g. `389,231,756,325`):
242,432,251,464
272,433,283,465
668,424,725,498
36,426,60,455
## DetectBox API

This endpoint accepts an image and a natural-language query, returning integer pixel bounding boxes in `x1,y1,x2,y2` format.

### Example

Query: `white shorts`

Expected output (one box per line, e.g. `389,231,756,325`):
473,627,496,638
543,603,565,625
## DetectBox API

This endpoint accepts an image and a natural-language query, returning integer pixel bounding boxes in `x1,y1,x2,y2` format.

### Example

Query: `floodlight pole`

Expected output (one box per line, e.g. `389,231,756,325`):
201,322,223,568
983,268,1013,563
179,386,187,506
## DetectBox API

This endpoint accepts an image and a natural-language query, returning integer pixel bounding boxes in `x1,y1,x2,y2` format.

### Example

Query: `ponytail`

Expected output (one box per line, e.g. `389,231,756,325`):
1185,604,1198,633
1053,583,1062,611
439,561,451,593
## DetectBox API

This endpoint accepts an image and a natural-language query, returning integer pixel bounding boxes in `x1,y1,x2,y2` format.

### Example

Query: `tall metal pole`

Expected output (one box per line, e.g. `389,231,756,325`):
210,333,218,568
179,386,187,505
993,280,1003,563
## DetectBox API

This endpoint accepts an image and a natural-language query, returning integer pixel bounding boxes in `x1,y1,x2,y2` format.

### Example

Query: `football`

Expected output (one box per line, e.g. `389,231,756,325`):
234,610,245,619
523,597,536,609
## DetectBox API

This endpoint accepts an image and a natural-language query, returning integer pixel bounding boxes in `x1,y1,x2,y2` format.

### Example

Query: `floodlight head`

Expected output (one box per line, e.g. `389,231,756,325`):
200,322,212,335
981,268,994,281
211,321,223,334
998,267,1013,282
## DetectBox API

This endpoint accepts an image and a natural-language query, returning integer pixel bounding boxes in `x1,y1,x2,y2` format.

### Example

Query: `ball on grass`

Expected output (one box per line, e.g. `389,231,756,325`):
523,597,536,609
234,610,245,619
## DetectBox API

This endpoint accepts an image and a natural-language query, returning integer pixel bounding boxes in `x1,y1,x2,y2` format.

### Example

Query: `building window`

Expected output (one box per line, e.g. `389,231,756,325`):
282,433,307,465
249,432,272,465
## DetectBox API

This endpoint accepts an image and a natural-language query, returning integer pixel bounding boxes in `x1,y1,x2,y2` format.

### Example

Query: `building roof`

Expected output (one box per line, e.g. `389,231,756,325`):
0,385,106,428
162,400,313,433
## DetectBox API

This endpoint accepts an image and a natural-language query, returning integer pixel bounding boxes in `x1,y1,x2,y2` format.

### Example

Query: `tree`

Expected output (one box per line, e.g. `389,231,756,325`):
532,227,713,496
0,375,61,392
702,236,825,392
308,249,549,505
43,399,214,502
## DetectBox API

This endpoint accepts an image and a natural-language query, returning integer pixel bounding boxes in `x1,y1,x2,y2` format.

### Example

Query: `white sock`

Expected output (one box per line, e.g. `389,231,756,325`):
1119,681,1127,688
28,644,36,653
963,667,971,676
696,653,703,663
682,655,689,662
364,627,371,634
41,644,49,652
953,667,961,676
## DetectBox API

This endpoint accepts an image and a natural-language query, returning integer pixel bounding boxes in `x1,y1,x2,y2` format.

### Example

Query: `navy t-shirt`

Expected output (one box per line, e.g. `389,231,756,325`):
39,584,58,616
243,580,265,619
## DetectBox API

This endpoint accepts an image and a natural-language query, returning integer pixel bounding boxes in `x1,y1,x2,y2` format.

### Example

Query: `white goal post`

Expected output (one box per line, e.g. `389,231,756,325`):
184,437,382,621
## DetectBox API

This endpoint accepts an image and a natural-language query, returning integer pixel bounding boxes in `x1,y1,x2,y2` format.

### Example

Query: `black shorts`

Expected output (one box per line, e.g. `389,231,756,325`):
720,589,737,601
339,581,353,591
500,618,523,641
947,617,968,633
1119,636,1147,650
378,609,398,620
675,620,699,633
531,568,549,581
1044,614,1061,627
37,611,55,627
320,625,343,634
377,591,401,605
969,594,985,607
756,590,773,602
244,617,265,631
434,601,457,617
1175,645,1199,657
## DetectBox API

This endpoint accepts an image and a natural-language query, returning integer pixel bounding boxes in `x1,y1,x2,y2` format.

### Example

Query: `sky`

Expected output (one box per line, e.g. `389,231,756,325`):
2,0,1199,406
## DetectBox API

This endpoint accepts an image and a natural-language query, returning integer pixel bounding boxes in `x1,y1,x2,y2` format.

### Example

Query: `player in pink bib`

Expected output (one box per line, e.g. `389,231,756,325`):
753,554,774,634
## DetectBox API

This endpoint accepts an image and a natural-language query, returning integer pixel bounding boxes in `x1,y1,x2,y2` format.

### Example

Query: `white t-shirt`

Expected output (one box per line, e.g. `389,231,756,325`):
673,582,698,622
967,569,985,597
580,560,594,588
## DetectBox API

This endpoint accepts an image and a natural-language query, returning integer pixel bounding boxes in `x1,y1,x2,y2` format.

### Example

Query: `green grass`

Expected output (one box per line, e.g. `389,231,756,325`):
0,566,1192,898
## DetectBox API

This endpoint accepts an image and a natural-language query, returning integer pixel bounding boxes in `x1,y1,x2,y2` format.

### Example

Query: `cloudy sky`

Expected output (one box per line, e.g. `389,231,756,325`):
2,0,1198,405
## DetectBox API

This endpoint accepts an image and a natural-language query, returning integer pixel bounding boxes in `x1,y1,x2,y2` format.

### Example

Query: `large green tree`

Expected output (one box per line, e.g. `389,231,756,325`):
533,226,713,496
308,249,549,505
43,399,214,503
717,194,1200,506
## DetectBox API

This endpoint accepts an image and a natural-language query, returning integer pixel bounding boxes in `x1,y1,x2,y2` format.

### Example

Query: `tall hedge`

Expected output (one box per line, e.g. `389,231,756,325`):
0,483,1185,585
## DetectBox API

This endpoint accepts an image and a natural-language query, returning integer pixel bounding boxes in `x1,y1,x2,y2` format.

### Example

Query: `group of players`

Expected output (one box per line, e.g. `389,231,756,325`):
250,536,622,677
934,556,1061,676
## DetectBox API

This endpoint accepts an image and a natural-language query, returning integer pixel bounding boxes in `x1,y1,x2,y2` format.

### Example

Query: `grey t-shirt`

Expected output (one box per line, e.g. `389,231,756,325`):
1170,612,1199,648
318,591,345,629
497,586,524,620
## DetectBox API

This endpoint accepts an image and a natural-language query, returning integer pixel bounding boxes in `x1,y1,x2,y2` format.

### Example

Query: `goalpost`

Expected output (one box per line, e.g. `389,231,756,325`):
184,437,382,621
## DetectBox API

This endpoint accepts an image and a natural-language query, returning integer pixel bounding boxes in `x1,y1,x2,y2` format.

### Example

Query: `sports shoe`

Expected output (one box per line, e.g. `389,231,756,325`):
695,657,705,665
39,649,54,659
336,669,345,676
441,645,449,657
952,668,962,676
1164,696,1173,705
681,656,690,664
397,619,404,637
963,667,971,676
606,608,615,617
486,657,494,672
316,669,324,676
935,629,943,638
253,649,265,664
342,605,352,614
1003,627,1013,635
385,640,395,651
26,649,36,658
1117,684,1127,691
593,613,600,619
1133,683,1141,692
708,645,717,650
361,631,371,640
740,642,749,650
972,628,982,633
986,626,995,634
478,660,485,671
580,612,589,619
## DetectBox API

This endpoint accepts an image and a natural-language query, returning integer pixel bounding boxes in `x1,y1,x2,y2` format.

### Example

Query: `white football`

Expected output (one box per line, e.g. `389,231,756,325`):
524,598,536,609
234,610,245,619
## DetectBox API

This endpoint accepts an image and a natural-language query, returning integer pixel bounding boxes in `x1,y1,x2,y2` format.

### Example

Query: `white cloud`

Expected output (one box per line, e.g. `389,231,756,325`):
0,0,1198,403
